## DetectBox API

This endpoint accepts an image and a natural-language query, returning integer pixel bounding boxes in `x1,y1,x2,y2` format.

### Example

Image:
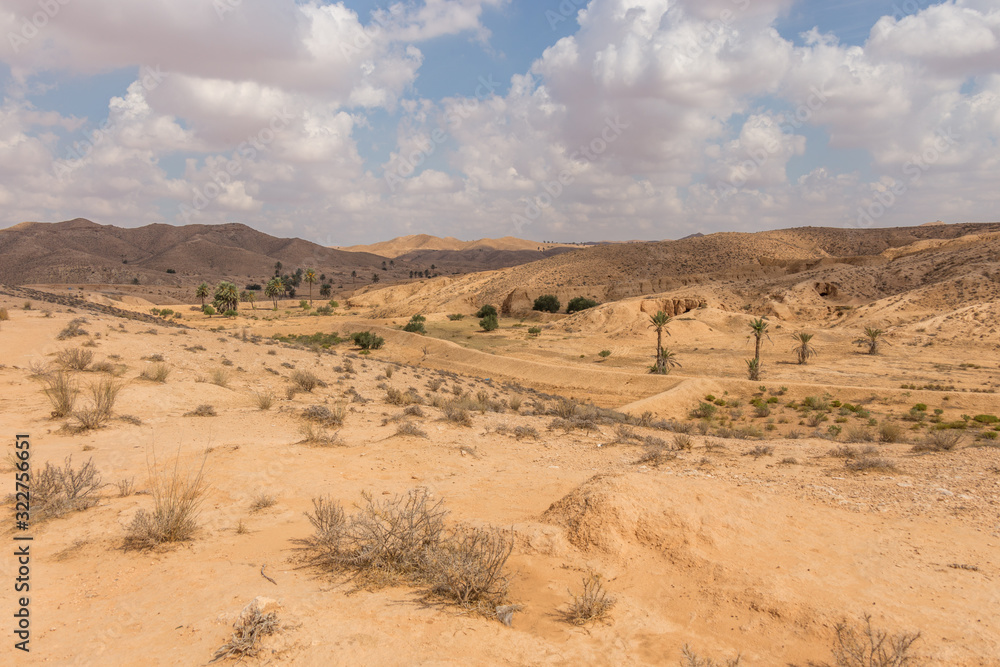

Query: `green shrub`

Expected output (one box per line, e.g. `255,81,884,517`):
202,305,216,317
351,331,385,350
448,313,465,321
913,403,928,412
532,295,560,313
475,305,497,319
973,414,999,424
480,314,499,332
566,297,599,314
527,326,541,337
598,350,611,358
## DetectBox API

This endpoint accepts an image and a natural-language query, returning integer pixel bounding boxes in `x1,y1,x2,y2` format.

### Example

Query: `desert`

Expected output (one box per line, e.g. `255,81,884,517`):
1,219,999,666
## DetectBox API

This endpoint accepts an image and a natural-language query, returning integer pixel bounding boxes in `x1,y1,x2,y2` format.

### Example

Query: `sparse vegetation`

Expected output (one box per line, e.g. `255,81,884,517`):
57,347,94,371
855,326,889,355
563,573,615,625
30,456,102,521
828,613,920,667
139,363,170,383
124,450,208,550
42,371,79,418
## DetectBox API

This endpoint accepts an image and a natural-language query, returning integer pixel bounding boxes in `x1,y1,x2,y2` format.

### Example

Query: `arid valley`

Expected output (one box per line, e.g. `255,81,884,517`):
2,219,999,666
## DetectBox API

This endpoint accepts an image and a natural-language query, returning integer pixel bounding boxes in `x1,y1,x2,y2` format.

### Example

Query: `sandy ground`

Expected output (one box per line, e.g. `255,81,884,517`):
1,295,999,666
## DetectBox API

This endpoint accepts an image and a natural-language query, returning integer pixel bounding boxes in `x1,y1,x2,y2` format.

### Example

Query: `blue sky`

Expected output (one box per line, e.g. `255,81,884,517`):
0,0,997,243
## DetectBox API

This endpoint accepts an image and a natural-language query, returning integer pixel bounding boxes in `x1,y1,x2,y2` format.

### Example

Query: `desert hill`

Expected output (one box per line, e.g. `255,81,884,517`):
338,233,582,273
0,218,399,287
339,233,578,257
347,223,1000,321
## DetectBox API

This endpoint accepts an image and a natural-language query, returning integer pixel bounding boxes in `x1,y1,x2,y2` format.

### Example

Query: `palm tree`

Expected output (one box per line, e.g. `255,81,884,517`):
246,290,256,310
657,347,682,374
195,282,209,307
372,273,380,283
746,358,762,381
304,268,317,304
213,281,239,313
748,318,770,364
648,311,673,374
265,277,282,309
273,261,282,277
855,326,888,355
351,270,357,285
319,283,331,299
791,332,818,364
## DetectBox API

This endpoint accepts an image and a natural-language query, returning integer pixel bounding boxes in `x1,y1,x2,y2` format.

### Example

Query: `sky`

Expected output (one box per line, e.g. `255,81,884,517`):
0,0,998,244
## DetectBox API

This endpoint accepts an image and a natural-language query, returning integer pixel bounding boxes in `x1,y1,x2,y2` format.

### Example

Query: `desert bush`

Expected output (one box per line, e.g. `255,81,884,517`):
510,425,538,440
533,294,560,313
744,444,774,459
251,389,275,410
249,492,277,513
57,318,89,340
598,350,611,359
480,313,499,331
212,600,279,662
30,456,102,521
298,422,342,447
404,405,424,418
527,326,542,337
566,296,599,314
475,305,497,319
395,421,428,438
302,404,346,427
210,368,230,388
674,433,693,451
290,370,322,393
403,315,426,334
117,477,135,497
185,404,217,417
553,398,577,419
829,613,920,667
447,313,465,321
139,363,170,383
57,347,94,371
508,394,523,412
845,456,897,472
443,404,473,426
610,424,639,444
351,331,385,350
123,451,208,550
844,425,874,443
913,430,962,452
878,422,905,443
563,573,615,625
637,437,677,465
429,525,514,612
72,376,124,430
42,371,79,418
692,402,717,420
680,646,742,667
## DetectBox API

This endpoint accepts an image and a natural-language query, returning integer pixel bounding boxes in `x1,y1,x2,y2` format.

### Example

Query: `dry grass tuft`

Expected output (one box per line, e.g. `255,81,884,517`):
139,363,170,383
290,370,323,393
249,491,277,513
912,430,962,453
184,404,217,417
42,371,79,418
563,573,615,625
680,645,742,667
395,421,428,438
123,450,208,551
72,376,124,431
57,318,89,340
251,389,275,410
298,422,342,447
210,368,231,388
57,347,94,371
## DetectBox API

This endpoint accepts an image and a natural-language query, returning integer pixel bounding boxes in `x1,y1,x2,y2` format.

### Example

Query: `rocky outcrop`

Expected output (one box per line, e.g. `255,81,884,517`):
639,297,706,316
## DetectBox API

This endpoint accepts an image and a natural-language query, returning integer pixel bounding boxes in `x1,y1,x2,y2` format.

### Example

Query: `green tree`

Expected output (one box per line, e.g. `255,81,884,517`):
372,273,380,283
648,311,672,374
855,326,889,355
304,268,318,304
264,277,283,309
195,282,210,307
475,304,497,319
319,283,332,299
202,304,216,318
533,294,561,313
746,358,761,381
245,290,256,310
213,281,239,313
567,296,599,313
791,331,817,364
656,347,681,374
351,270,357,284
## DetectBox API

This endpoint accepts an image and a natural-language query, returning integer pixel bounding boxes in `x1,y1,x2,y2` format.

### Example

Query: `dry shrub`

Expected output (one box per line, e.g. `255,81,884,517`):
637,436,677,466
443,404,473,426
31,456,102,521
139,363,170,383
57,318,89,340
72,377,124,431
0,307,7,321
674,433,693,450
298,490,517,620
302,404,345,427
117,477,135,497
395,421,428,438
427,378,443,392
290,370,322,393
508,394,523,412
252,389,275,410
563,573,615,625
57,347,93,371
184,404,217,417
43,371,79,418
743,444,774,459
845,456,897,473
210,368,230,388
912,430,962,453
829,614,920,667
844,425,874,443
212,599,279,662
123,450,208,550
386,387,423,406
681,645,742,667
298,422,342,447
552,398,577,419
249,492,277,513
512,425,538,440
876,422,904,443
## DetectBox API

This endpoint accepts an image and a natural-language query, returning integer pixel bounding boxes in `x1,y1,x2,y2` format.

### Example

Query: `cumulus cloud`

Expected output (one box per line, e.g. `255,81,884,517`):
0,0,998,242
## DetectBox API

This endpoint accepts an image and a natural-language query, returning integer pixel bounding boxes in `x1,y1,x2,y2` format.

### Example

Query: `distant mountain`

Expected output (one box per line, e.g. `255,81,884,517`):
0,218,394,286
338,234,581,271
